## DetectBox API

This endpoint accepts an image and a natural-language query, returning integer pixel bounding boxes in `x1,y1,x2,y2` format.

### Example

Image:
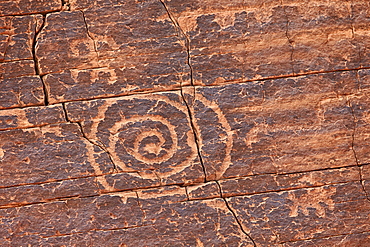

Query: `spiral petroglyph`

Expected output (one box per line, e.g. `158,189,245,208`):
4,0,370,245
109,115,178,166
65,91,233,189
78,93,201,186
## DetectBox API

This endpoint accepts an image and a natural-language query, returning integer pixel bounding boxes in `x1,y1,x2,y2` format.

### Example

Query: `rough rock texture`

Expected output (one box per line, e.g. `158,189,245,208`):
38,1,190,103
0,0,61,17
1,0,370,246
189,70,364,180
0,15,45,109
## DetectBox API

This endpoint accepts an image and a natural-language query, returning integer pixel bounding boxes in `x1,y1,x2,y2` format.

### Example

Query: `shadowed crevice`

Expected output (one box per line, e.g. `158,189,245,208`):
32,14,49,105
180,92,208,183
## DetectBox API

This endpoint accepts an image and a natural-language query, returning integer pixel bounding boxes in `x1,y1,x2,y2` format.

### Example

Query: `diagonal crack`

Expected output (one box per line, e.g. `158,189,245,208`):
77,121,119,173
347,99,370,202
216,181,257,246
181,92,208,183
32,14,49,105
159,0,207,183
159,0,194,86
62,103,118,173
80,10,99,61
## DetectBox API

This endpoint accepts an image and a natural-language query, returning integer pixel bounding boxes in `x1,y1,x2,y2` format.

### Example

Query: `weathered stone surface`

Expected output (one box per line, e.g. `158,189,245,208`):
0,76,44,109
220,166,360,197
43,61,187,104
0,123,114,187
37,1,189,103
65,92,205,186
0,15,42,62
161,0,370,86
350,88,370,165
0,0,61,17
362,164,370,197
135,187,254,246
352,0,370,67
0,171,164,209
36,11,99,74
0,177,100,208
164,0,292,85
227,182,370,245
97,172,161,193
0,15,45,109
0,60,35,79
187,181,220,200
283,0,360,73
3,1,370,246
190,70,361,180
0,187,254,246
281,231,370,246
0,104,64,130
0,192,142,242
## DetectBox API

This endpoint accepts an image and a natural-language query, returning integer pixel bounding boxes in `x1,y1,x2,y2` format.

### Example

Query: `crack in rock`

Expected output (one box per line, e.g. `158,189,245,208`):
159,0,208,183
32,14,49,105
62,103,118,173
216,181,257,246
80,10,99,62
347,99,370,202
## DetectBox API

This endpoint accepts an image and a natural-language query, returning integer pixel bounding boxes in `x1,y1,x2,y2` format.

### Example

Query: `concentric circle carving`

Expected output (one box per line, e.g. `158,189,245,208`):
91,95,198,177
110,115,178,165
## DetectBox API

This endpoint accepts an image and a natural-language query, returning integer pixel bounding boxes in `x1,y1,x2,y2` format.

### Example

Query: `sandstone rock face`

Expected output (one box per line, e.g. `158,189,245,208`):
0,0,61,17
0,15,45,109
1,0,370,246
38,1,190,103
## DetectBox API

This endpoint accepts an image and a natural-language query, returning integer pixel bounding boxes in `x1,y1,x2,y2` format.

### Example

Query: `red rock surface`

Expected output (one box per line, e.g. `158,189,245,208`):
1,0,370,246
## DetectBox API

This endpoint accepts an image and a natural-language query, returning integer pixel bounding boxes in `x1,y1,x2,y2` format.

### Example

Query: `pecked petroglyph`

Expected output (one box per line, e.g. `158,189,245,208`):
65,92,203,189
108,115,178,166
191,94,234,180
287,187,336,218
3,0,370,245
